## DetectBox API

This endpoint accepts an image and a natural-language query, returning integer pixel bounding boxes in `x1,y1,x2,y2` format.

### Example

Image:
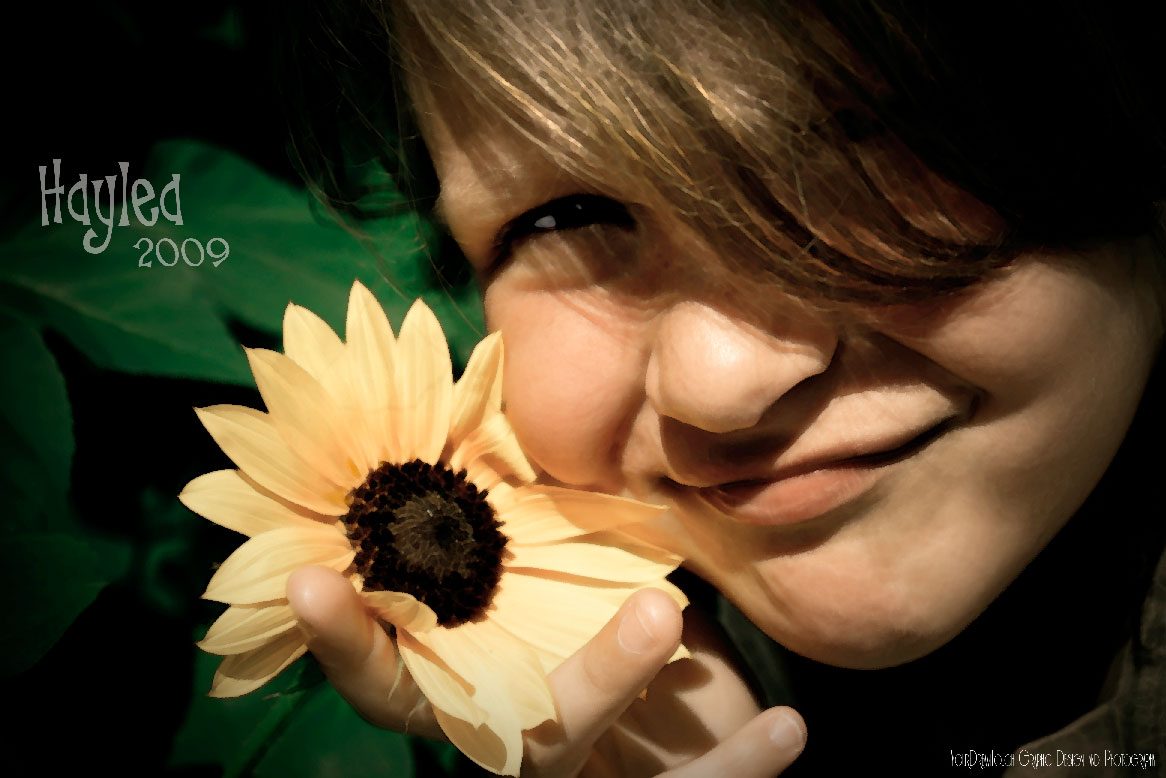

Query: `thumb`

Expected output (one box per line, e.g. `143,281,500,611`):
525,587,683,773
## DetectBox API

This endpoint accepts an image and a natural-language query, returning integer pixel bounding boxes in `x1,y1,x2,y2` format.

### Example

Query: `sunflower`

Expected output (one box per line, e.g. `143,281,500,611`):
180,281,688,775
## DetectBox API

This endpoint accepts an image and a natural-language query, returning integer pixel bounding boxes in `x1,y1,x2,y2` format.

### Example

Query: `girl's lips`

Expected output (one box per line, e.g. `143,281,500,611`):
697,463,886,525
688,421,952,526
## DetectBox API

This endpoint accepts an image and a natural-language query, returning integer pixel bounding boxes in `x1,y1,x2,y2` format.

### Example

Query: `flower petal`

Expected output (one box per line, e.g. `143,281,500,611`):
504,532,682,583
395,300,453,465
282,302,345,384
450,412,536,483
489,572,689,673
179,469,326,537
397,630,485,728
246,348,364,490
480,480,517,515
344,281,399,465
283,304,362,442
361,590,438,633
498,485,667,544
199,603,298,655
414,618,556,730
195,405,349,515
432,707,518,777
464,456,507,495
449,332,503,448
204,525,354,605
209,628,307,698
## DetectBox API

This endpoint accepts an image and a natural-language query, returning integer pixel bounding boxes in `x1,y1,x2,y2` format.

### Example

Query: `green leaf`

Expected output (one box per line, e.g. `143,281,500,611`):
171,646,419,777
0,531,128,677
139,139,484,368
0,224,249,384
0,313,128,676
255,682,415,778
169,649,323,773
0,312,73,530
3,140,484,385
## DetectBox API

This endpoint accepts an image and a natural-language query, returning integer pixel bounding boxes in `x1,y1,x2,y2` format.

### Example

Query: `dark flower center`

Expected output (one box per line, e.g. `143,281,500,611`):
342,460,507,627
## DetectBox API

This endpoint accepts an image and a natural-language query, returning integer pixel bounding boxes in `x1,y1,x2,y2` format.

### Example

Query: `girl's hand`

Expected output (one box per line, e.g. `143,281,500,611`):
287,566,806,777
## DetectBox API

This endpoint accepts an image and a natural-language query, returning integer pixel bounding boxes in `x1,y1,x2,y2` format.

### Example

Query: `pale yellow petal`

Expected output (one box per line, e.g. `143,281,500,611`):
504,532,682,583
246,348,364,490
648,577,689,611
432,707,519,777
414,619,556,730
668,642,692,663
195,405,349,516
498,485,667,544
208,628,307,698
282,302,345,383
450,412,536,483
179,470,328,537
282,303,363,429
395,299,453,464
449,332,503,447
483,480,516,512
283,300,383,475
360,590,438,633
487,572,632,671
464,457,507,495
421,625,535,777
203,525,354,605
396,630,485,727
489,573,689,671
344,281,398,464
199,603,298,655
514,639,565,676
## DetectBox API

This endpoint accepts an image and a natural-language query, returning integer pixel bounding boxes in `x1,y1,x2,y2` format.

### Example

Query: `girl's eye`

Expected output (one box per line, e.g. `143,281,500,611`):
490,194,635,269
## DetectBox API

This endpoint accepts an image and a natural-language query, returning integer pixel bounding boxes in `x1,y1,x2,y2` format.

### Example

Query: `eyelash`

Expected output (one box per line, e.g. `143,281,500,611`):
489,193,636,269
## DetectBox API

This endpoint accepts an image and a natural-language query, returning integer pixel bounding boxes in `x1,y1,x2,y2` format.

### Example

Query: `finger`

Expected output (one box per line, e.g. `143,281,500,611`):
285,566,442,739
526,587,683,773
662,707,806,778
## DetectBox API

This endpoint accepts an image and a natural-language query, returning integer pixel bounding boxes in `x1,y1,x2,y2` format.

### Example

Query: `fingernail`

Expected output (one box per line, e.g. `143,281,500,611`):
769,710,806,752
617,601,656,655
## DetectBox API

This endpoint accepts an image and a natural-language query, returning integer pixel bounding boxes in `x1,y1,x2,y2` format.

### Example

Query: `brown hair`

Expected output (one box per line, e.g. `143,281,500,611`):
288,0,1166,305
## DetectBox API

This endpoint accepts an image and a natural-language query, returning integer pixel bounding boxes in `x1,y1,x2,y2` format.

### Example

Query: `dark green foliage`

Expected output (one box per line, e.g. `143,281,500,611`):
0,2,483,774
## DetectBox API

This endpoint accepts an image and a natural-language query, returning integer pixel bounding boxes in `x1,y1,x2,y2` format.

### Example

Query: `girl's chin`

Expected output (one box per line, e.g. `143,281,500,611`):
744,591,968,670
767,622,952,669
789,633,948,670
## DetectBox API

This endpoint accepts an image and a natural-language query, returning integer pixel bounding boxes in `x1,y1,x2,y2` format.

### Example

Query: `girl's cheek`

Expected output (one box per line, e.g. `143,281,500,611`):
486,285,649,490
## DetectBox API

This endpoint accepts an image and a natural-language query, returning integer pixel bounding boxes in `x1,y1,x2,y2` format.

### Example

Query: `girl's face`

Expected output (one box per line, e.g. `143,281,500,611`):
419,97,1165,669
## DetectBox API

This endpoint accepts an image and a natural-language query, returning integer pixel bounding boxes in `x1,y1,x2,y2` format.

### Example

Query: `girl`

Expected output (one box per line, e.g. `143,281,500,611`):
283,1,1166,774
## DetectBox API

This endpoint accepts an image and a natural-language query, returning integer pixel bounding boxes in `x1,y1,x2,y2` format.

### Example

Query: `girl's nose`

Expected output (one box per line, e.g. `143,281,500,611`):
645,301,837,433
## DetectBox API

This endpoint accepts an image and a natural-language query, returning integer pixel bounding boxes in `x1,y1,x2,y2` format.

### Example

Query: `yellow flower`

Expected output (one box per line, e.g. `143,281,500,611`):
180,281,687,775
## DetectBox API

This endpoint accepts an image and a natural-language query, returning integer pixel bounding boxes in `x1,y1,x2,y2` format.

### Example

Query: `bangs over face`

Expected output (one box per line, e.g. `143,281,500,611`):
390,0,1012,305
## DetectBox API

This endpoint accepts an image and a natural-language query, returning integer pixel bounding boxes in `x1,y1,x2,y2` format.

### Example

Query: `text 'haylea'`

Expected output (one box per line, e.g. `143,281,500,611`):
39,160,183,254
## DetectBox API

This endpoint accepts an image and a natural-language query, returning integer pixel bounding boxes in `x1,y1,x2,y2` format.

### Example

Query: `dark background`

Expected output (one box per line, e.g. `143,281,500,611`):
0,2,484,774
